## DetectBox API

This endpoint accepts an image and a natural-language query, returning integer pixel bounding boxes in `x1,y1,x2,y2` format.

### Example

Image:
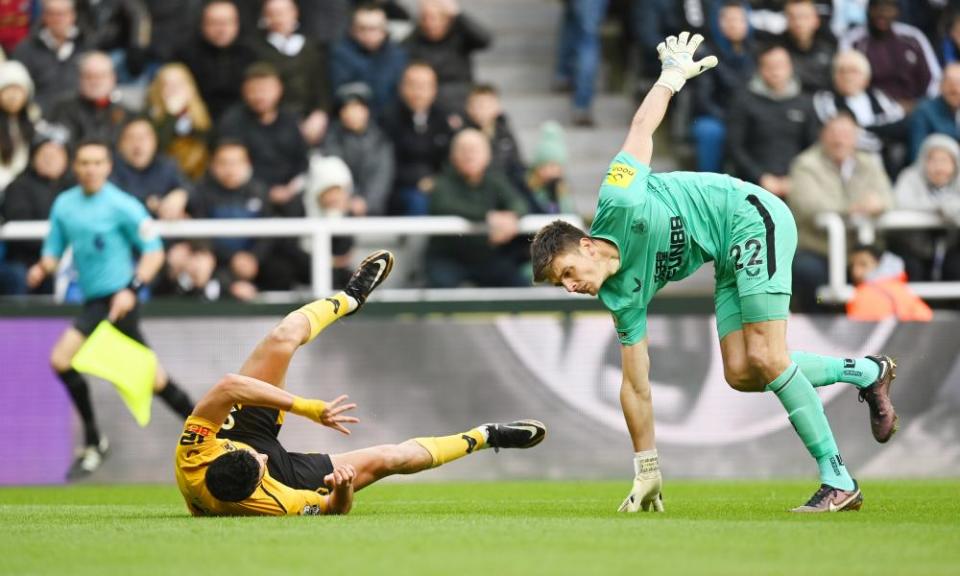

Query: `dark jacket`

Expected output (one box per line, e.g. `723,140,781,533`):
405,13,490,109
693,39,756,119
727,77,819,182
427,165,527,265
76,0,151,74
109,154,189,210
252,34,331,116
144,0,202,62
329,37,408,117
48,95,132,148
323,121,395,216
381,102,454,190
405,14,491,86
785,33,837,94
217,105,309,191
188,174,271,262
909,96,960,161
11,28,90,113
175,36,257,121
0,168,72,265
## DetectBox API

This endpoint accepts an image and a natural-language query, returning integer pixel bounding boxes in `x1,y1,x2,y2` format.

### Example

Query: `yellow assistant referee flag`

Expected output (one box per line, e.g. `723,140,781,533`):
71,321,156,427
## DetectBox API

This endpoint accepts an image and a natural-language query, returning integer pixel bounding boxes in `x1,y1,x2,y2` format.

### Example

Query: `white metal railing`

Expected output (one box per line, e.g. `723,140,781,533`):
816,210,960,302
0,215,584,297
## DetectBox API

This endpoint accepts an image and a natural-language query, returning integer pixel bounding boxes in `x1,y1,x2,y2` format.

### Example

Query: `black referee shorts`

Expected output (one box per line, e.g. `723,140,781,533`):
74,293,148,345
218,404,334,493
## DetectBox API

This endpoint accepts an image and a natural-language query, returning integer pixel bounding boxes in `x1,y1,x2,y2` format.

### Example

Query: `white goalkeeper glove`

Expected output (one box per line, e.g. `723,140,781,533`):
617,449,664,513
655,31,719,94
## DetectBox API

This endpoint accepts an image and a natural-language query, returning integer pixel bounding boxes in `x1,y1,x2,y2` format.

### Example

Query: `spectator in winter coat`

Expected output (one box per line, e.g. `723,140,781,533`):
322,83,394,216
691,0,756,173
782,0,837,94
910,64,960,161
302,155,355,288
812,50,907,175
0,139,71,281
252,0,331,146
330,4,408,118
381,62,456,215
217,63,309,218
426,129,528,288
188,140,271,301
109,118,191,220
840,0,940,113
146,63,212,181
0,61,39,199
11,0,90,113
728,44,819,198
405,0,491,112
889,134,960,282
788,113,892,310
48,51,131,148
174,0,256,121
846,244,932,321
526,121,575,215
464,84,526,197
74,0,152,81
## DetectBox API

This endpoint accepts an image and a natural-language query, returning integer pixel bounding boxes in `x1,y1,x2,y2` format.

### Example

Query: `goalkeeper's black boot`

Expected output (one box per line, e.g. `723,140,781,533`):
791,480,862,513
484,420,546,452
344,250,394,315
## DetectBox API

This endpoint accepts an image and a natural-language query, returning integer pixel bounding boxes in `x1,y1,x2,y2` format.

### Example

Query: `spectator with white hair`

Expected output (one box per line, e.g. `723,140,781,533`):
11,0,91,113
48,50,131,148
812,49,907,175
888,134,960,282
788,113,893,310
426,128,528,288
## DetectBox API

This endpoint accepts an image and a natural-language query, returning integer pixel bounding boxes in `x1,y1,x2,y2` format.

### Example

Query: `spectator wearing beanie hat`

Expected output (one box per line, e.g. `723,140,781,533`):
323,82,395,216
0,60,39,198
303,154,356,287
526,121,574,215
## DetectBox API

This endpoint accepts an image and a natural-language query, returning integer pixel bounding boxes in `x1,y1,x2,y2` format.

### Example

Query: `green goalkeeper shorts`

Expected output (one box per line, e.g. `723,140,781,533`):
714,184,796,339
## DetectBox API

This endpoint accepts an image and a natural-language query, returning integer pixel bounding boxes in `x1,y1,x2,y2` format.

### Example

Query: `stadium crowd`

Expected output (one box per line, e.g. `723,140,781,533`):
0,0,957,311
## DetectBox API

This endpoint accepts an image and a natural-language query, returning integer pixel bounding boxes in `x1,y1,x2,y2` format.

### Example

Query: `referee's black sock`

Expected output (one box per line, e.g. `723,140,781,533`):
157,378,194,419
57,368,101,447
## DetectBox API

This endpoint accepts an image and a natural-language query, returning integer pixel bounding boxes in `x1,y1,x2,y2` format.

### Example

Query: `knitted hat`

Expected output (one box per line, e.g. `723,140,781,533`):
304,154,354,217
335,82,373,109
0,61,34,98
532,121,567,167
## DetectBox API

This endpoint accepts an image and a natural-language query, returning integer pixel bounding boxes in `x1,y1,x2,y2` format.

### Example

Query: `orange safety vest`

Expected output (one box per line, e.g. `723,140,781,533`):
846,275,933,322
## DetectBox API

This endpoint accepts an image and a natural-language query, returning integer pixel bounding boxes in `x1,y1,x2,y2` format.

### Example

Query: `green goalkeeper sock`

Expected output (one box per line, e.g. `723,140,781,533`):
767,363,855,491
790,351,879,389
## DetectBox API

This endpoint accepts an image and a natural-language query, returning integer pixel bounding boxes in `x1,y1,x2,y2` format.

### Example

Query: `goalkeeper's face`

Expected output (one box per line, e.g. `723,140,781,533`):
548,241,608,296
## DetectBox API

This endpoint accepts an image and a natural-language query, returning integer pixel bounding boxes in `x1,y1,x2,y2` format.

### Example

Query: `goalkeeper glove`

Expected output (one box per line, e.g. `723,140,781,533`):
617,449,664,513
655,31,719,94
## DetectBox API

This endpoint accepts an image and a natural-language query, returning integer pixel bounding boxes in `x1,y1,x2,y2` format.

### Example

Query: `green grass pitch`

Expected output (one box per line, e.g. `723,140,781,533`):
2,480,958,576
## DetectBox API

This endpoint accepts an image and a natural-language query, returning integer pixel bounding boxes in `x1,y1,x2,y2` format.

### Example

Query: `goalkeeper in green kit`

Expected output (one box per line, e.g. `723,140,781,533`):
530,32,899,513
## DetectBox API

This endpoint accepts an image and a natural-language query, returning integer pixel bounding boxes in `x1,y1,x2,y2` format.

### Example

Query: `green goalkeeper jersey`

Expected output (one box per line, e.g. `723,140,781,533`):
590,150,746,344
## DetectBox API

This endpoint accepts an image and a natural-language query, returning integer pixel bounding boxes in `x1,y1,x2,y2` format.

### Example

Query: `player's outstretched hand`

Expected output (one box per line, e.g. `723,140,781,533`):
655,31,719,94
290,394,359,435
324,464,356,515
617,450,665,513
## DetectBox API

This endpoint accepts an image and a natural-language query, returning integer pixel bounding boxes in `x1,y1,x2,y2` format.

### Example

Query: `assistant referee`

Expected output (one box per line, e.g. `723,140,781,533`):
27,138,194,480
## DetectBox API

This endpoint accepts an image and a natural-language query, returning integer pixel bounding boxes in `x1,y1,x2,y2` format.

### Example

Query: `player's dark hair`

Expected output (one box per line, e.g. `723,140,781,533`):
530,220,589,283
205,450,261,502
